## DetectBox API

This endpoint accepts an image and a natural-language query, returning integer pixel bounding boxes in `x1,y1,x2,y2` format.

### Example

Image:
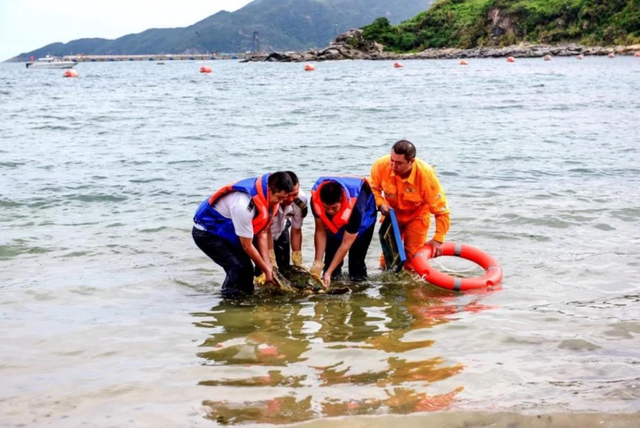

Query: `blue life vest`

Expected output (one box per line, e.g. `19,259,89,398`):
194,174,274,247
311,176,377,237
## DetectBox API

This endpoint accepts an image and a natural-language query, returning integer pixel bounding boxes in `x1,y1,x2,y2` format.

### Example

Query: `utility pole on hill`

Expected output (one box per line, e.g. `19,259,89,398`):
253,31,260,53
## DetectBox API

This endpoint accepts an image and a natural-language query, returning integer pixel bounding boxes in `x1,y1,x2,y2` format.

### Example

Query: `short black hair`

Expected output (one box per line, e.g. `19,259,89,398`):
392,140,416,161
268,171,294,193
319,181,343,205
285,171,299,186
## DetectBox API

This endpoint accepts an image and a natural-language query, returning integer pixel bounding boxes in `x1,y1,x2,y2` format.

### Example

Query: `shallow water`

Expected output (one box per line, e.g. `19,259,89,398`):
0,58,639,427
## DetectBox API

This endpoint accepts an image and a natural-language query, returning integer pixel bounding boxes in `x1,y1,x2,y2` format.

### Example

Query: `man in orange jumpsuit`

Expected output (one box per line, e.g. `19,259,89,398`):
369,140,450,270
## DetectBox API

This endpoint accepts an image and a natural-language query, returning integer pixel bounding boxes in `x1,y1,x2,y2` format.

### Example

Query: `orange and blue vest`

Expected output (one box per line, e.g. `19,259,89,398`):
194,174,276,247
311,176,377,237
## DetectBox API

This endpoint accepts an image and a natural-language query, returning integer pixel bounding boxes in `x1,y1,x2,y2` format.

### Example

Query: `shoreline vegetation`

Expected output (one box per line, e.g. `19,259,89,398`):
245,0,640,62
244,29,640,62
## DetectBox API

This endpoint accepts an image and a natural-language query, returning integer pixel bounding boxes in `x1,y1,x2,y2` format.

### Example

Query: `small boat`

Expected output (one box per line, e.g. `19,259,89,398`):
26,55,76,69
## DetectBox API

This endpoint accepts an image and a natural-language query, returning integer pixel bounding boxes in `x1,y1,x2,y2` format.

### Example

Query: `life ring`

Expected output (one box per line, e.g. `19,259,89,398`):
412,242,502,291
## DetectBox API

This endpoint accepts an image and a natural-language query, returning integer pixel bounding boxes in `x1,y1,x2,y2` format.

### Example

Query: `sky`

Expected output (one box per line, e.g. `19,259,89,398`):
0,0,253,61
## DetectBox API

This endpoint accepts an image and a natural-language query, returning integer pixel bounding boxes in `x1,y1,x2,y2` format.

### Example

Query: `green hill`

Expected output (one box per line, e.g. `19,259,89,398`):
12,0,433,61
362,0,640,52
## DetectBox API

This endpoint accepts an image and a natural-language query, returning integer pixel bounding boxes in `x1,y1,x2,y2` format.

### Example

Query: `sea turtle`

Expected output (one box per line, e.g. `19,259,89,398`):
266,266,350,295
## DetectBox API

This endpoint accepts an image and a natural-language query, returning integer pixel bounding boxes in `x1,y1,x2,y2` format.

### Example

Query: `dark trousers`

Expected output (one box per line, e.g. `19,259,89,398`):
192,227,254,298
254,220,291,276
274,220,291,271
324,222,375,281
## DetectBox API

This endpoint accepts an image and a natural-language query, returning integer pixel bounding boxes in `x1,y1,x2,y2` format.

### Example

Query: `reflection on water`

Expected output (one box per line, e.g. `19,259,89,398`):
203,387,464,425
193,276,497,424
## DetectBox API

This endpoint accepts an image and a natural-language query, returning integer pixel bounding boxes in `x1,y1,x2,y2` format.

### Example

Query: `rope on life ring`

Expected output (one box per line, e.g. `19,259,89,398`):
412,242,503,291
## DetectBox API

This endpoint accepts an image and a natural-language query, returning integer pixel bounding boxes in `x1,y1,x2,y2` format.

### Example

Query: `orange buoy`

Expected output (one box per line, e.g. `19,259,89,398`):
459,60,468,66
200,66,212,73
543,55,552,61
304,63,315,71
577,54,585,60
394,62,404,68
635,52,640,57
506,57,516,63
63,70,79,78
412,242,503,291
608,52,615,58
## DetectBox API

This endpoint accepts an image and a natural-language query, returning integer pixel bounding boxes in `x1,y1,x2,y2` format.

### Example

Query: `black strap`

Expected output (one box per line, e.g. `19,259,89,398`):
294,198,308,218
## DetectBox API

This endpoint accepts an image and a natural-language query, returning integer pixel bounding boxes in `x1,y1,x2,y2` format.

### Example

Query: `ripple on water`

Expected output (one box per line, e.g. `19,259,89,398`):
593,223,616,231
65,194,128,203
129,178,166,183
0,199,22,208
139,226,169,233
0,243,54,260
609,208,640,222
167,159,202,165
0,162,25,168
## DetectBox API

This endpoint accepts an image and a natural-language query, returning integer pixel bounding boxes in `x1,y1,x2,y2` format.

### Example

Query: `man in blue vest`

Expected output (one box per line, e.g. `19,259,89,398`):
310,176,377,287
192,172,294,298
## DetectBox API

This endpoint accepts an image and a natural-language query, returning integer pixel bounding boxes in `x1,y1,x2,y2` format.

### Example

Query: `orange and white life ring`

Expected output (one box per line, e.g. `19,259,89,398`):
412,242,502,291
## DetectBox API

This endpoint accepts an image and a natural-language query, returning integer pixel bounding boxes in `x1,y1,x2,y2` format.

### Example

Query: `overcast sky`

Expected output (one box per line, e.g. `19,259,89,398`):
0,0,253,61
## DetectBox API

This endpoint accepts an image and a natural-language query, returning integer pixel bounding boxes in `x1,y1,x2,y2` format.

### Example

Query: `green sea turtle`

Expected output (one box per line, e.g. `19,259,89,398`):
269,266,350,295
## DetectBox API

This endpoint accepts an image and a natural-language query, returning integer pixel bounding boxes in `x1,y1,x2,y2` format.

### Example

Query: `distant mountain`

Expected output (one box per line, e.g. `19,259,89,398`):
12,0,434,61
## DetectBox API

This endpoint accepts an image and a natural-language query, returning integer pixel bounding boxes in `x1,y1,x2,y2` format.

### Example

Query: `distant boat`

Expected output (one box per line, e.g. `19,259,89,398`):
26,55,76,69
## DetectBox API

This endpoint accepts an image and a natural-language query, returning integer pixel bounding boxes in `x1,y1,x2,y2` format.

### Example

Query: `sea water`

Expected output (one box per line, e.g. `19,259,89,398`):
0,58,639,427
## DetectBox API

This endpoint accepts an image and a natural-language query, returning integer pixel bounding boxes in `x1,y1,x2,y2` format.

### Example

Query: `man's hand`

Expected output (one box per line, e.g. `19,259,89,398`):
292,251,303,267
426,239,443,258
264,268,275,285
378,203,390,216
322,271,331,288
310,259,324,277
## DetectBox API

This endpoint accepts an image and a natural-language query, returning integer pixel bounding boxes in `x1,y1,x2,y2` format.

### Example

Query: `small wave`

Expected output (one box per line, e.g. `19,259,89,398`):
27,199,59,209
180,134,212,141
266,121,299,127
139,226,168,233
0,199,22,208
32,125,73,131
610,208,640,222
485,104,524,110
120,160,152,165
167,159,202,165
500,214,576,229
66,194,128,203
0,162,25,168
0,244,53,260
61,251,92,258
568,168,598,174
593,223,616,231
129,178,166,183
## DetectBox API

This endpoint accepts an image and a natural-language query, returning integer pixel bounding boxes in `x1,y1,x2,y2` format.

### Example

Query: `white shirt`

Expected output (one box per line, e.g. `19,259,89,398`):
212,192,255,239
270,190,308,240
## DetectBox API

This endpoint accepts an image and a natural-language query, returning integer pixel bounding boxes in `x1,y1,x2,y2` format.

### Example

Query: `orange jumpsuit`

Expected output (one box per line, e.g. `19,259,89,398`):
370,155,450,269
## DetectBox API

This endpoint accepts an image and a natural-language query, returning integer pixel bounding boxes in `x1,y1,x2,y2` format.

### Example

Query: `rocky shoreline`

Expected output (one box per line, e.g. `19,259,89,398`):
244,29,640,63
